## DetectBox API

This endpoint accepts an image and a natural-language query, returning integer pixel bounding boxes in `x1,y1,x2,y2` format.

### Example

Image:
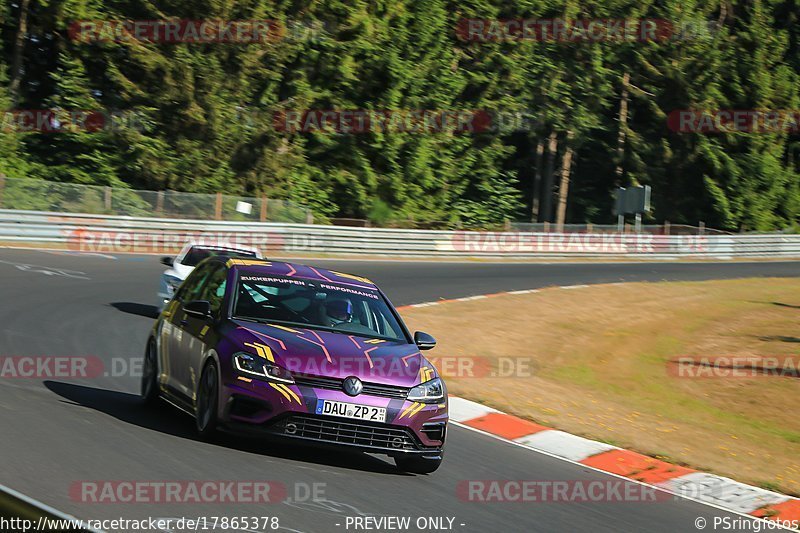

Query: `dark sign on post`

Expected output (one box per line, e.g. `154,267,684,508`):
614,185,651,215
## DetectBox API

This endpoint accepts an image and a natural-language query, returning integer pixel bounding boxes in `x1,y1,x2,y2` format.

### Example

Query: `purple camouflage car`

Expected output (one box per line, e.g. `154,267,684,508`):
141,256,447,473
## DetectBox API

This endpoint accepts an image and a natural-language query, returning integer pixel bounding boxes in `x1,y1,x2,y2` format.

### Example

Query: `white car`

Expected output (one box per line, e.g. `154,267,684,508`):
157,243,263,312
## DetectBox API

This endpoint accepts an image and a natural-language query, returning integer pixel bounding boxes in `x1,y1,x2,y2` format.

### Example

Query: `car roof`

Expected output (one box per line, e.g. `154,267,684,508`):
222,258,377,290
183,242,261,254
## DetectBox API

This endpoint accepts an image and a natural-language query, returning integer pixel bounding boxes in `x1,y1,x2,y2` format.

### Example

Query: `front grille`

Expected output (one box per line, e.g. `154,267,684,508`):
294,375,340,390
275,415,419,451
294,375,410,400
361,383,409,399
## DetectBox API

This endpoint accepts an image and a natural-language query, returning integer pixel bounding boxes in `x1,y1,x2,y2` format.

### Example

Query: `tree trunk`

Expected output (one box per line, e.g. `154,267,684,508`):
9,0,31,105
556,131,575,232
531,138,544,222
614,71,630,183
541,131,558,222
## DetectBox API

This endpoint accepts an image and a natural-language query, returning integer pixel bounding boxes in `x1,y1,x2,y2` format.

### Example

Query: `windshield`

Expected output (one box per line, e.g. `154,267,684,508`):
233,274,407,342
181,247,257,267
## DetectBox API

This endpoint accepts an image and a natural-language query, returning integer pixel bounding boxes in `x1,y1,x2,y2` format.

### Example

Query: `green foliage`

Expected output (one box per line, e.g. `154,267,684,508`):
1,0,799,230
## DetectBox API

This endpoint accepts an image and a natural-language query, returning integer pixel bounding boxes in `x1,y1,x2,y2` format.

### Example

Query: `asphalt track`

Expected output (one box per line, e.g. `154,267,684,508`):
1,248,798,533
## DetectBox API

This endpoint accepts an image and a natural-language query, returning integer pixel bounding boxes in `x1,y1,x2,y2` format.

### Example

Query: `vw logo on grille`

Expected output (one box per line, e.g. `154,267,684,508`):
343,376,363,397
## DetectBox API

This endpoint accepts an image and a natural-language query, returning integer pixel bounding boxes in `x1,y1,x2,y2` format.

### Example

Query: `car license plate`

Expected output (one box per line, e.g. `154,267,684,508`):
315,399,387,423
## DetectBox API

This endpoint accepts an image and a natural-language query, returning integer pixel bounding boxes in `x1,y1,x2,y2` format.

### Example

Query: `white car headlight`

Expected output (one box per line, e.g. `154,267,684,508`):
163,275,182,295
234,352,294,384
407,377,444,403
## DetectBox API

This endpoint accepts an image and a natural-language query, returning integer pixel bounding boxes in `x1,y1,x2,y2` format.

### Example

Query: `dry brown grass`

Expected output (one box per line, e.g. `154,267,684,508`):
401,278,800,495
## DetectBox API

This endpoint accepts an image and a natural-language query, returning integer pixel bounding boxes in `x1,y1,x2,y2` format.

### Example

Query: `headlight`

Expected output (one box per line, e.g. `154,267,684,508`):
163,275,182,296
234,352,294,384
407,377,444,403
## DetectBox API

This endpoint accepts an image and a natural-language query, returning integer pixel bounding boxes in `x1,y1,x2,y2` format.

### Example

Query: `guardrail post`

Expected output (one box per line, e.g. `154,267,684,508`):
664,220,670,235
260,195,267,222
215,192,223,220
306,211,314,224
0,174,5,208
104,186,111,212
156,191,164,215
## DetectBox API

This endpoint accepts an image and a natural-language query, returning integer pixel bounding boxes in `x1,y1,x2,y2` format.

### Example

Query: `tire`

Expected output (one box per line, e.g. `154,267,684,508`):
140,339,160,406
195,360,219,439
395,454,443,474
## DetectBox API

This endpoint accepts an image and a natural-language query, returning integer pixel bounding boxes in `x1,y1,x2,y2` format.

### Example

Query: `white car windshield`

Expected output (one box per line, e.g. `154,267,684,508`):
181,247,257,267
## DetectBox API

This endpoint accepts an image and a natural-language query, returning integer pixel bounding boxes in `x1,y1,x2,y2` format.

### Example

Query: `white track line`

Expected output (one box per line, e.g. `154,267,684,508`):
0,484,105,532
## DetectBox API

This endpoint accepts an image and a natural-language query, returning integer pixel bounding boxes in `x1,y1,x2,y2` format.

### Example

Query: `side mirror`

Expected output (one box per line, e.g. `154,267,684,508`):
184,300,212,320
414,331,437,350
160,256,174,267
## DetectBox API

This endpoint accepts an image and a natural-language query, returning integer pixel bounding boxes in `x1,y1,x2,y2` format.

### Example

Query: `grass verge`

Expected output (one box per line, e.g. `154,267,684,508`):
401,278,800,495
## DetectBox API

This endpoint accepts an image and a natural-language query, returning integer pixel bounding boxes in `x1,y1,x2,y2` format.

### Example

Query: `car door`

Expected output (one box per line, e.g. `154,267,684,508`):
164,262,215,399
179,264,229,400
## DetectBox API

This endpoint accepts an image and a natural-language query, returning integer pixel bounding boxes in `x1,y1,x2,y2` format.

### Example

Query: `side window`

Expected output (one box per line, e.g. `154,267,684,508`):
199,267,229,317
176,263,213,302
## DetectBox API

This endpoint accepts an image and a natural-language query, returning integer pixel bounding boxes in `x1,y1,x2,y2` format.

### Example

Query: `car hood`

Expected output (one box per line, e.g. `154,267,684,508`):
164,263,194,280
230,320,428,387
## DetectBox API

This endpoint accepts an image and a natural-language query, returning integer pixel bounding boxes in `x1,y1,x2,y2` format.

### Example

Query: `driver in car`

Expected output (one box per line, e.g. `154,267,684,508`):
322,298,374,335
324,299,353,326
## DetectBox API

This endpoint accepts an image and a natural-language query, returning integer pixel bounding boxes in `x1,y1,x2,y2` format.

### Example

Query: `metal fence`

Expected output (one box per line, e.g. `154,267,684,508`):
0,177,733,234
0,176,313,223
1,209,798,259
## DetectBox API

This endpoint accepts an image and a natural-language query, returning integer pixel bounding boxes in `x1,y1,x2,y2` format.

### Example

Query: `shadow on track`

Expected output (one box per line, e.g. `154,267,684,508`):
771,301,800,310
43,380,406,475
756,335,800,343
110,302,159,319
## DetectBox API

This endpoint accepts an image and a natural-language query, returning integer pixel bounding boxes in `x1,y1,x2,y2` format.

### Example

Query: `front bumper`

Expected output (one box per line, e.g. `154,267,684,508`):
220,376,447,457
227,413,444,458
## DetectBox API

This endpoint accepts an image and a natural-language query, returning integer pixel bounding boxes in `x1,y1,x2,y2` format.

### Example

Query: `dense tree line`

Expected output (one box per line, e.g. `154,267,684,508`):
1,0,799,230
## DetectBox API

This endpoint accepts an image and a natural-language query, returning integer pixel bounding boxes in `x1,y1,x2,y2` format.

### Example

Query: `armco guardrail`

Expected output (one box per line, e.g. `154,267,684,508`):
0,209,799,259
